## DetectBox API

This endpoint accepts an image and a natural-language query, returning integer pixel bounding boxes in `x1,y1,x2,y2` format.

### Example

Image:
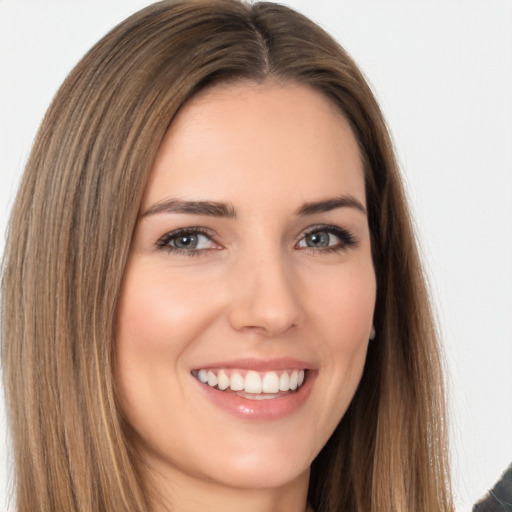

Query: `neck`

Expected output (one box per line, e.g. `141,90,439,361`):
147,463,311,512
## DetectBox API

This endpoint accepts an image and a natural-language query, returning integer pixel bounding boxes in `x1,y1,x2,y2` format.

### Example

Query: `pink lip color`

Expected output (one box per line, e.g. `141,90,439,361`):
193,361,316,421
192,357,314,372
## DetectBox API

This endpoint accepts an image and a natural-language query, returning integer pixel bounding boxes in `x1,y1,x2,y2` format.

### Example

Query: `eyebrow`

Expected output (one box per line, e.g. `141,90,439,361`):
297,196,367,216
142,199,237,218
141,195,366,219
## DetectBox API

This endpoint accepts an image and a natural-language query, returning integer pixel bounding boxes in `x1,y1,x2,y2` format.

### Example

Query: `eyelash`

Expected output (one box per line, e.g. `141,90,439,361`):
155,224,358,256
299,224,358,254
156,227,217,256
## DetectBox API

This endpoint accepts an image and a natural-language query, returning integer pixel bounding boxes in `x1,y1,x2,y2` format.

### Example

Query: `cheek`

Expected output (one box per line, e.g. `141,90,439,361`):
305,261,375,420
114,262,222,417
309,261,376,344
116,263,218,356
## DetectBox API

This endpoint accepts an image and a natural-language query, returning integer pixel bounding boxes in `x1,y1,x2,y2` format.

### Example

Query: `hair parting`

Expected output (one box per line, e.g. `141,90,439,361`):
2,1,453,510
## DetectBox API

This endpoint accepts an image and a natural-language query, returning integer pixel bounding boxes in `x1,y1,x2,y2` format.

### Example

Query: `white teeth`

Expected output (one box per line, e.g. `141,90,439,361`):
196,368,307,394
207,371,218,387
242,392,280,400
217,370,230,390
230,373,244,391
262,372,280,393
279,372,290,391
289,370,298,390
244,371,262,393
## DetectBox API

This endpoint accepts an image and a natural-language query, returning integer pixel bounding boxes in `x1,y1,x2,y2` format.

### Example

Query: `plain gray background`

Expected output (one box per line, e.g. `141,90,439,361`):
1,1,511,510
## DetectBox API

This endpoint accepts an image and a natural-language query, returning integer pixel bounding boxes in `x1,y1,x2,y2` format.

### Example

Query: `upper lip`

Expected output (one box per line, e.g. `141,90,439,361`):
191,357,315,372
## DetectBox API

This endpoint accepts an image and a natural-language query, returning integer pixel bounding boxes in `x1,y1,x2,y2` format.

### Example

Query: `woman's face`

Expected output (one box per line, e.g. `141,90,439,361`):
115,82,376,493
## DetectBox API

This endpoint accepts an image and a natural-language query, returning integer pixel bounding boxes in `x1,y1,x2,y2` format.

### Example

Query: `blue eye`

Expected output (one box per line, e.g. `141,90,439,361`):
156,228,217,253
297,226,356,251
300,231,334,248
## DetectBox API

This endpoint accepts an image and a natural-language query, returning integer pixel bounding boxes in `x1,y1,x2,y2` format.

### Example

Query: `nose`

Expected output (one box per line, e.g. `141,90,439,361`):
227,251,305,337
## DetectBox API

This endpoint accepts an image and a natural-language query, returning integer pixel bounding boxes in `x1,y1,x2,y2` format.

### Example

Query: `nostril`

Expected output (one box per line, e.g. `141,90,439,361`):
226,259,305,335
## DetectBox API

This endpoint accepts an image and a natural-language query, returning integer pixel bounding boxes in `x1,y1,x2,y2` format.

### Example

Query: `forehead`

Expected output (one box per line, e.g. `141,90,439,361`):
143,81,365,211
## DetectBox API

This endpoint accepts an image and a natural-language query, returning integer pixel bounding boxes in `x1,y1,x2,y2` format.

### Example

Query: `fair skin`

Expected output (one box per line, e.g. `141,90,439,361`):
115,81,376,512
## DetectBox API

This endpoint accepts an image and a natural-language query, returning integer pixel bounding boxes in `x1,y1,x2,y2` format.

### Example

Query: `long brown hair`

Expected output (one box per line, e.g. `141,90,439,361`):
1,1,453,510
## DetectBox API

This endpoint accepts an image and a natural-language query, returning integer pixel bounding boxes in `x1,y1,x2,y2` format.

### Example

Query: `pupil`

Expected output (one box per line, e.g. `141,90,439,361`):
175,234,197,249
307,231,329,247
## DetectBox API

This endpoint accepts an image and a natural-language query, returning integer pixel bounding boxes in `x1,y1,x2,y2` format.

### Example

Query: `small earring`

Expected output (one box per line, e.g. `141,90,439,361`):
369,326,376,340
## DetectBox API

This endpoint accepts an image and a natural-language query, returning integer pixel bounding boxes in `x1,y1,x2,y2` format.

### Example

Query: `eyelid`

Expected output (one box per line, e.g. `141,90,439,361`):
295,224,358,250
154,223,358,256
155,226,221,254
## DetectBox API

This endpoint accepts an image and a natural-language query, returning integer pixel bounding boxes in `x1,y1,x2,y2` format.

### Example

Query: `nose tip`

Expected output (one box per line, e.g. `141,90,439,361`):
227,260,304,337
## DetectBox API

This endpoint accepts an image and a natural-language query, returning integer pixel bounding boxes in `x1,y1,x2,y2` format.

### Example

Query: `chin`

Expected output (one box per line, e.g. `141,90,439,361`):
202,455,311,491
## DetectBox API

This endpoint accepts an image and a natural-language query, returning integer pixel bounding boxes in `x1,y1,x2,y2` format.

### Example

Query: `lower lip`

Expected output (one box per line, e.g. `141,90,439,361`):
195,372,316,421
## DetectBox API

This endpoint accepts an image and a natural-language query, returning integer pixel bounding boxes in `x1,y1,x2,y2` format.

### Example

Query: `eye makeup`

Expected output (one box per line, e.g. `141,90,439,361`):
154,223,358,257
296,224,358,254
155,227,221,256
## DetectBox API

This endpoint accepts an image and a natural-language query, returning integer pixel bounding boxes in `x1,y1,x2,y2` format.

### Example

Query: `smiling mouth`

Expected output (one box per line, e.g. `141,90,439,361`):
192,369,307,399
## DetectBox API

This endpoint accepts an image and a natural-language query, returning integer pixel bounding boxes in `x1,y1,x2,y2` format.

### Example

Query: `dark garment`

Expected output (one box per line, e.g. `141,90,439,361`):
473,463,512,512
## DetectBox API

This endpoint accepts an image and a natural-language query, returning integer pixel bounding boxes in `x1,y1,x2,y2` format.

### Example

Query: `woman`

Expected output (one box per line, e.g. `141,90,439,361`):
1,1,453,511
